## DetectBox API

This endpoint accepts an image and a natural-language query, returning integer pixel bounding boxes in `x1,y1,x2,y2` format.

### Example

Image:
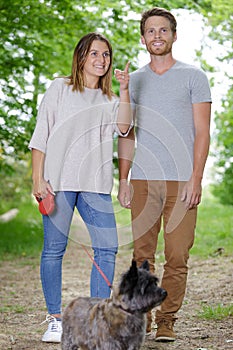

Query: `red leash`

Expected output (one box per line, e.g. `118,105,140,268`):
81,244,112,289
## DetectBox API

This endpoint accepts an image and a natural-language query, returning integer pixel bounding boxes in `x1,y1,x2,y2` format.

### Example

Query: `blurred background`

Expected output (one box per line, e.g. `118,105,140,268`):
0,0,232,259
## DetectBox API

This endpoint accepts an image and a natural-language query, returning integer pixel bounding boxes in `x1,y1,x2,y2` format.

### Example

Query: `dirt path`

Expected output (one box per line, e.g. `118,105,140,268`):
0,239,232,350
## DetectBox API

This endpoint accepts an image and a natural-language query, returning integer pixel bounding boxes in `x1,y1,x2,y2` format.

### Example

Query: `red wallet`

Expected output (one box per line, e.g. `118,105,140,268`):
36,192,55,215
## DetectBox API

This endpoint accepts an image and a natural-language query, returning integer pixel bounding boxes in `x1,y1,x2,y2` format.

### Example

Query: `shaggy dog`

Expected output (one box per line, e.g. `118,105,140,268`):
61,260,167,350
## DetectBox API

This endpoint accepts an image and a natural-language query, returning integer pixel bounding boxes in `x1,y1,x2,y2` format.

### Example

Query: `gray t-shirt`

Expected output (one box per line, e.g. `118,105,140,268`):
129,61,212,181
29,78,129,193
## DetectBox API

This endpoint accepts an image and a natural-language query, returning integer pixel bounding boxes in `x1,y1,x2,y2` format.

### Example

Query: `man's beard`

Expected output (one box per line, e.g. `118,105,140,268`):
146,41,173,56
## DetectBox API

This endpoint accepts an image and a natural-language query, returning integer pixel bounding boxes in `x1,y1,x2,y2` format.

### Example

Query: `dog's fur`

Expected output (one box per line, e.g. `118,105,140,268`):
61,260,167,350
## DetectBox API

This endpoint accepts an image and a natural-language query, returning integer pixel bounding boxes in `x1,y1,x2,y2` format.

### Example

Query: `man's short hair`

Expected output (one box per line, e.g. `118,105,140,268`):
140,7,177,35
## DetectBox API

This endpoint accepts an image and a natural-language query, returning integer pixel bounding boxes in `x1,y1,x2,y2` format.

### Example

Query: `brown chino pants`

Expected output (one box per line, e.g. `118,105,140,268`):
130,180,197,329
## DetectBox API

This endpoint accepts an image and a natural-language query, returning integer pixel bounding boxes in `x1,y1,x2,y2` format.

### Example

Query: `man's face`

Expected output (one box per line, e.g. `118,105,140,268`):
141,16,177,56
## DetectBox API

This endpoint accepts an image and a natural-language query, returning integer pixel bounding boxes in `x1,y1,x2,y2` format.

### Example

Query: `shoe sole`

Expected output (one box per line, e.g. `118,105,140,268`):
42,335,61,343
155,336,176,342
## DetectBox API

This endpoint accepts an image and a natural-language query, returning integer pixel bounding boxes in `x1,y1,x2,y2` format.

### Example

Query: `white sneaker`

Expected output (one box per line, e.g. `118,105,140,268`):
41,315,62,343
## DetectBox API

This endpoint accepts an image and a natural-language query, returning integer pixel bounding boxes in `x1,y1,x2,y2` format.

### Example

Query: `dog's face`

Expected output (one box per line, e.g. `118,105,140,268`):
117,260,167,313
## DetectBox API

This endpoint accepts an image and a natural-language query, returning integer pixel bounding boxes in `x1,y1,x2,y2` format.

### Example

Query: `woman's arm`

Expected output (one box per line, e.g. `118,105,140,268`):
115,61,132,134
31,149,54,199
117,128,135,207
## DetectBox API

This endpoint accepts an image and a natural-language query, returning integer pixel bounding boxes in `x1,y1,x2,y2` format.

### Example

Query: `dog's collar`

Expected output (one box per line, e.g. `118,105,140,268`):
112,290,139,315
115,303,136,315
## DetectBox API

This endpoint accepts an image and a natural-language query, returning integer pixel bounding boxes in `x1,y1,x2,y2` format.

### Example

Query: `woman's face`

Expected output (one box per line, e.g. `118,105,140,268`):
83,40,111,80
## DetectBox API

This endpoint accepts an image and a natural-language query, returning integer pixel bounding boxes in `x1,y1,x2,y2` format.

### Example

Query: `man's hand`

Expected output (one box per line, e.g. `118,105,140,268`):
117,180,131,208
181,176,202,209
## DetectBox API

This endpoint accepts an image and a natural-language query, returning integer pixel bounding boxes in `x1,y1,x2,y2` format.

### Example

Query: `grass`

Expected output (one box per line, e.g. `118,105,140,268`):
0,305,27,314
0,199,43,260
198,303,233,320
0,187,232,260
190,189,233,257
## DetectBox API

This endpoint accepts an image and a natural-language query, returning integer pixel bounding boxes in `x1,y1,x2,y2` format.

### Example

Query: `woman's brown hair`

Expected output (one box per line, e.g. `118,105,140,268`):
67,32,113,99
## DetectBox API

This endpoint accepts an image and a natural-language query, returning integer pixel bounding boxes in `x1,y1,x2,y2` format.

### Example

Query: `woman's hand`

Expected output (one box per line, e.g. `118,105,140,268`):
114,61,130,91
33,179,54,200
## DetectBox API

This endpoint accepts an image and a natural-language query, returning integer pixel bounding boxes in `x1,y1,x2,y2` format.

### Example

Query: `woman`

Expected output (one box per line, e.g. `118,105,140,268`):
29,32,132,343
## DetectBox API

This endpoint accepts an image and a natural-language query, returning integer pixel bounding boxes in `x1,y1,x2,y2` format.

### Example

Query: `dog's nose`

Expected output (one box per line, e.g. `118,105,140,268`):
161,289,167,298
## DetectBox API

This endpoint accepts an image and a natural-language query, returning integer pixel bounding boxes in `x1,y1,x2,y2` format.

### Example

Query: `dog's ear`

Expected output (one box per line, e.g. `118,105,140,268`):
119,260,138,295
140,260,150,271
131,259,137,271
128,260,138,282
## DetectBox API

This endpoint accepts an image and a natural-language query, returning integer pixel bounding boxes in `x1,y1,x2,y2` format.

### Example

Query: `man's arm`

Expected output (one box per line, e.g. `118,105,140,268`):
181,102,211,209
117,128,135,207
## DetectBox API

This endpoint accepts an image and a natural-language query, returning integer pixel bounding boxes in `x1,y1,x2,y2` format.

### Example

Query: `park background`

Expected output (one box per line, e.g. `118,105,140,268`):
0,1,232,348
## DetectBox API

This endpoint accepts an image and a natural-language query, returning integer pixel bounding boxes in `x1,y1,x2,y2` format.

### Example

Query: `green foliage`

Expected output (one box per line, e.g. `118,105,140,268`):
0,200,43,260
195,0,233,205
1,187,232,260
198,303,233,320
204,0,233,55
211,85,233,205
190,191,233,257
0,154,32,214
0,0,212,163
0,0,100,161
202,0,233,204
1,0,232,206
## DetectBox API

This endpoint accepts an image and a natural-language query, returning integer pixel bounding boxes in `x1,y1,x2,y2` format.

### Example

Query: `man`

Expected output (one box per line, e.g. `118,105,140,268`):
118,7,211,342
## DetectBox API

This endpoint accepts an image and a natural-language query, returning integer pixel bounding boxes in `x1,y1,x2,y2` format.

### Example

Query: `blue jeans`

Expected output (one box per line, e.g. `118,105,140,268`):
41,191,118,315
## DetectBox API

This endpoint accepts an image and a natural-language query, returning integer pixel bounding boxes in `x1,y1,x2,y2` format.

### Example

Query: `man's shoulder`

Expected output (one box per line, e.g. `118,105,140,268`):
130,64,149,77
174,60,206,75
